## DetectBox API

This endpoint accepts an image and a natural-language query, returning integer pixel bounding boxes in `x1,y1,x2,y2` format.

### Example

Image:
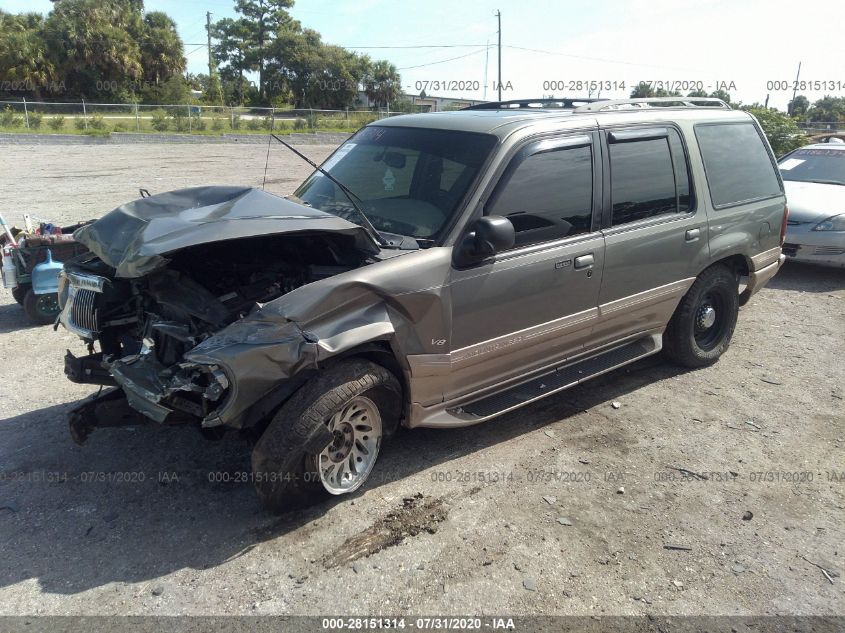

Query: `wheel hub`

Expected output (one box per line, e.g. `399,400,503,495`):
328,424,355,462
696,304,716,330
318,396,382,495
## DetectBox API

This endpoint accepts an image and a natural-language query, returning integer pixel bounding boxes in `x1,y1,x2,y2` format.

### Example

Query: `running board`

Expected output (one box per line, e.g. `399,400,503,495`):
448,336,660,421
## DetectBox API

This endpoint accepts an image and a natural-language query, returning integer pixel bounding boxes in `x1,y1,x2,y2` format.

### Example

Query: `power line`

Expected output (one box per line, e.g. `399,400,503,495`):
396,47,492,70
344,44,487,49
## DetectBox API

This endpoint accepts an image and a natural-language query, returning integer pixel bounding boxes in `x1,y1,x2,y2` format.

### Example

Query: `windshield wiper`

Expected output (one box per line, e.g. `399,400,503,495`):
270,134,390,248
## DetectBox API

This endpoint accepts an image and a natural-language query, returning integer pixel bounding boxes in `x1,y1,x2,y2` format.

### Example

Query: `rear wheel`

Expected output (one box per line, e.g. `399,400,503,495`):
12,284,29,306
251,359,401,513
663,265,739,368
23,290,61,326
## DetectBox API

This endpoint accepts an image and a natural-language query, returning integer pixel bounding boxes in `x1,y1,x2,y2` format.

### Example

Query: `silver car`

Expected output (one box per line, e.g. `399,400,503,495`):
780,142,845,267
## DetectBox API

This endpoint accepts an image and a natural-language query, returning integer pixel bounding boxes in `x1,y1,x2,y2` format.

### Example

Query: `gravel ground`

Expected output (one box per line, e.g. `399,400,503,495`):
0,142,843,618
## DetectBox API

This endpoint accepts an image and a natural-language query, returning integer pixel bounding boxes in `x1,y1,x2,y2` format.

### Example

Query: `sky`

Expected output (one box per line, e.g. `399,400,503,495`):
2,0,844,110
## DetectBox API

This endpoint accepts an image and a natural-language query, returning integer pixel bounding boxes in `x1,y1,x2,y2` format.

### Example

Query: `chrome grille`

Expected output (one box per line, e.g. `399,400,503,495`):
71,288,99,334
815,246,845,256
59,273,108,339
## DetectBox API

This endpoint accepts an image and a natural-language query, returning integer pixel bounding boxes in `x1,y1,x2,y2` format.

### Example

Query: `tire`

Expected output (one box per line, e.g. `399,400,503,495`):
23,290,61,326
663,265,739,368
251,359,401,514
12,284,29,306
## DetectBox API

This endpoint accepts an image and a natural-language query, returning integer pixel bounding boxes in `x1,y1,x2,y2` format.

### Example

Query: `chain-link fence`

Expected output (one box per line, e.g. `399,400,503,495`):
0,100,420,135
796,121,844,134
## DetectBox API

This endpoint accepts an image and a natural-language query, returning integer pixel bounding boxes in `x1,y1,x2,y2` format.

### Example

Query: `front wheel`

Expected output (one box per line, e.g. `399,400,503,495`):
251,359,401,513
663,265,739,368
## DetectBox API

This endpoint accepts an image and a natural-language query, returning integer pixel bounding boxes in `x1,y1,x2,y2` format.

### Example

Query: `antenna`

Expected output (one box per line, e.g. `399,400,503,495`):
483,37,489,101
262,134,272,190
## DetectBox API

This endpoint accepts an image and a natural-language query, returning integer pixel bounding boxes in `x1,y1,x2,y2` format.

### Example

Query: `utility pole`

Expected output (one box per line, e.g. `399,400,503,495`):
496,10,502,101
206,12,215,79
483,37,489,101
206,11,224,106
789,61,802,115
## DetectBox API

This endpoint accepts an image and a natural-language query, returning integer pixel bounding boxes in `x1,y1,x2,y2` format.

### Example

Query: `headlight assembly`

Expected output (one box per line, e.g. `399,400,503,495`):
813,214,845,231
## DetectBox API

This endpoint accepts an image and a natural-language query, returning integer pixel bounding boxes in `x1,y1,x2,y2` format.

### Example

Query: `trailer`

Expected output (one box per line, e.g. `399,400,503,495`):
1,218,91,325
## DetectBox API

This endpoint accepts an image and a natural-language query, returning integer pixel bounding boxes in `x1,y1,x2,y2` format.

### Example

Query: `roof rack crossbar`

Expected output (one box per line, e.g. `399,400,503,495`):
463,97,603,111
573,97,730,112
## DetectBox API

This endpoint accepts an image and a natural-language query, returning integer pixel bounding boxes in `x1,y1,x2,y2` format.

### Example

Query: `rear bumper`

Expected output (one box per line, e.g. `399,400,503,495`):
741,250,785,304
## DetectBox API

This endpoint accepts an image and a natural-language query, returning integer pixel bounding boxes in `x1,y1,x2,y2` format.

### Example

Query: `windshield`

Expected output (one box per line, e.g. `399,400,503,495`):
293,126,498,241
779,148,845,185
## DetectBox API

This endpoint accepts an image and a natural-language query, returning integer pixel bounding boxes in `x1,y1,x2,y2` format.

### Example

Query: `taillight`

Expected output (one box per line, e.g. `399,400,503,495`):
780,204,789,246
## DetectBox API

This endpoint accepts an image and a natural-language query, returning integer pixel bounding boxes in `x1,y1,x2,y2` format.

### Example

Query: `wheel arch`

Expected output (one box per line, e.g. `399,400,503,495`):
698,253,751,279
322,340,410,423
697,253,752,305
242,339,409,437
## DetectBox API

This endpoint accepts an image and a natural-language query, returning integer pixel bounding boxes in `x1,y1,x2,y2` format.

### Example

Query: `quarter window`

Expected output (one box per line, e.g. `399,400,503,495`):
486,144,593,247
609,129,691,226
695,122,782,207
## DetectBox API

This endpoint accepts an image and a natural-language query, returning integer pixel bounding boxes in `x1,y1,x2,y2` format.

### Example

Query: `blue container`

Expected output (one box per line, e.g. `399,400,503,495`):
32,249,63,295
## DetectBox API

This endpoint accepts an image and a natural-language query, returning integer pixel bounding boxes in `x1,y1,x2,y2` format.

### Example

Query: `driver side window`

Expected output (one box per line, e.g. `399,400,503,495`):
485,143,594,248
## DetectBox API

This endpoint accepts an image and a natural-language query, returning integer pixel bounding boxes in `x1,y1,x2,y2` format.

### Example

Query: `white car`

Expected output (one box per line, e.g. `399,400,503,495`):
779,142,845,267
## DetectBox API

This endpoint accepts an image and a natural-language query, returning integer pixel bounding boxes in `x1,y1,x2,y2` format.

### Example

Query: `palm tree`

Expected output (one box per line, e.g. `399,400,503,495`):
140,12,186,87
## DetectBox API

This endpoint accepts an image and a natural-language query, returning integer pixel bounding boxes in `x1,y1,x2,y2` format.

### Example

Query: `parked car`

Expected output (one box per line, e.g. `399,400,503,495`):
779,142,845,267
57,97,787,512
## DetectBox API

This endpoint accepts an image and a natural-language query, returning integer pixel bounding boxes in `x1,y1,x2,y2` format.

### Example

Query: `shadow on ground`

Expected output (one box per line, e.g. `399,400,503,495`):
0,354,685,596
0,300,41,335
767,260,845,293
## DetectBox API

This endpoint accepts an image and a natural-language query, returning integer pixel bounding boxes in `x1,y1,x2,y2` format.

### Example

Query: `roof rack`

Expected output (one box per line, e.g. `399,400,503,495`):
573,97,730,112
463,97,603,111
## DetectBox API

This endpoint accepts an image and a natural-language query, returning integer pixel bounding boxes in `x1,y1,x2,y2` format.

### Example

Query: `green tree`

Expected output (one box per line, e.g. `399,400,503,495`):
265,27,368,109
212,17,254,105
807,96,845,123
44,0,144,99
744,107,807,156
364,60,402,108
709,89,732,105
235,0,296,101
139,12,185,89
0,12,55,99
788,95,809,118
213,1,297,104
630,82,656,98
629,82,680,99
1,1,185,102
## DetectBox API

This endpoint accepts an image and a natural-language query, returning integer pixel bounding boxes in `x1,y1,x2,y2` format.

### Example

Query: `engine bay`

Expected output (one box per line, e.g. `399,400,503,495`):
62,232,370,421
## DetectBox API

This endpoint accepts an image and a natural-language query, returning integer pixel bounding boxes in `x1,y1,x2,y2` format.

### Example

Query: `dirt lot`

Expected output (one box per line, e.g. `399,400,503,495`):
0,141,843,618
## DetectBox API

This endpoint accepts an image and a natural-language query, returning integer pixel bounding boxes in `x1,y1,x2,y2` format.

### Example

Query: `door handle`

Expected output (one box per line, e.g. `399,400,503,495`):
685,228,701,242
574,254,594,270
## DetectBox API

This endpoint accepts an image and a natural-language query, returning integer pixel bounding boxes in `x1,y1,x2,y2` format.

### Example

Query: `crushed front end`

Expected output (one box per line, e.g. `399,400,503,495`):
57,186,378,443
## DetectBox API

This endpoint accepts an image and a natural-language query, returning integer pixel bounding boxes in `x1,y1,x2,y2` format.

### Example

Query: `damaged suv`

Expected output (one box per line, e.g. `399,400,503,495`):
59,97,786,512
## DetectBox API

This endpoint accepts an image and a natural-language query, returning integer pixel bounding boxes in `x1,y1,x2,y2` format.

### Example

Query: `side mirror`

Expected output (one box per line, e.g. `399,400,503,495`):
453,216,515,267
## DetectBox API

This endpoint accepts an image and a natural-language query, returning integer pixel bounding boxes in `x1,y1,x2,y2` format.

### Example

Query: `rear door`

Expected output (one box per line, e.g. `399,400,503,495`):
446,131,605,401
590,124,708,347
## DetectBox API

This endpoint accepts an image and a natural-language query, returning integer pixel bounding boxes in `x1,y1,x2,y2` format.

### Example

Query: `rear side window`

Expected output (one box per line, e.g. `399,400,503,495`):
695,122,782,208
609,128,692,226
486,144,593,247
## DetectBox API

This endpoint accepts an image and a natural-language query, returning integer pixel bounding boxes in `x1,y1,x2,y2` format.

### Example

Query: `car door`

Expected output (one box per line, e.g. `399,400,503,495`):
445,131,605,402
590,124,710,348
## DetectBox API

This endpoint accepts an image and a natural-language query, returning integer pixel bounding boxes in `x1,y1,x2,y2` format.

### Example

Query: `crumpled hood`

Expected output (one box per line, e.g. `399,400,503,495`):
784,181,845,223
74,185,380,278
